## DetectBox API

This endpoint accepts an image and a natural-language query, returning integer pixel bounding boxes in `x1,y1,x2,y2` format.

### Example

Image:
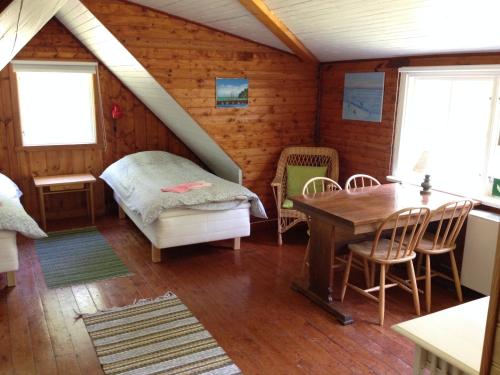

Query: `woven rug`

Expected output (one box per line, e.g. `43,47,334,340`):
82,293,241,375
36,227,131,288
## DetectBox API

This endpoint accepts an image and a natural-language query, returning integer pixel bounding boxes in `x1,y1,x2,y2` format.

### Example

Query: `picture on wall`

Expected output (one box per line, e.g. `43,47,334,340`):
216,78,248,108
342,72,385,122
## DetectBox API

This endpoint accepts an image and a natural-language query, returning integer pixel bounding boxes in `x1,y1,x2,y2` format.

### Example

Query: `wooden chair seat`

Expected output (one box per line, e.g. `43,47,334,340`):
349,239,416,263
414,234,456,254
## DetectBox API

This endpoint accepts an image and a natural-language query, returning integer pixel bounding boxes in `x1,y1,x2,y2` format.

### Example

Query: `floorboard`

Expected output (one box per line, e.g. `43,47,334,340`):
0,216,475,375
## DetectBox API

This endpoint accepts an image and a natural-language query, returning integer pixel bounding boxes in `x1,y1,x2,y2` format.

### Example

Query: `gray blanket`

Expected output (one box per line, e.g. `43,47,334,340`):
101,151,267,224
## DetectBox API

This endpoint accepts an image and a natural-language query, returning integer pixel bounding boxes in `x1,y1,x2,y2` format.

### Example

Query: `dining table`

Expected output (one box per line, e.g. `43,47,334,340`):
289,182,474,325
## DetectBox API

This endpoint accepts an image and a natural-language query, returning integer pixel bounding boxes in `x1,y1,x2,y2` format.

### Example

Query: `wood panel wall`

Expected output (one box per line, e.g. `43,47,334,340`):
0,19,198,221
82,0,318,214
319,53,500,185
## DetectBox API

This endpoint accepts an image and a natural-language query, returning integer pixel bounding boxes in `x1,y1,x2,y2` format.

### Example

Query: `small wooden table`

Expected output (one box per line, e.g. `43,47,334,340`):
290,183,474,325
392,297,488,375
33,173,96,230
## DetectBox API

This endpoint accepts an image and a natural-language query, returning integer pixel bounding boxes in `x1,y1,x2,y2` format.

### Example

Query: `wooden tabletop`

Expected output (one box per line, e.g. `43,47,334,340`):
33,173,96,187
290,183,475,234
392,297,488,374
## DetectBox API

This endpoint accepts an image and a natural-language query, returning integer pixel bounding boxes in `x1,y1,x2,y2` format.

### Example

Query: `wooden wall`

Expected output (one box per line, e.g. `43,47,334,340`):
82,0,318,214
0,19,198,221
319,53,500,185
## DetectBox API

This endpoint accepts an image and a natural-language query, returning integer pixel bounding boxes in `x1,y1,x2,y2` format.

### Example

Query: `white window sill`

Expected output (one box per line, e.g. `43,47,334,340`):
386,175,500,210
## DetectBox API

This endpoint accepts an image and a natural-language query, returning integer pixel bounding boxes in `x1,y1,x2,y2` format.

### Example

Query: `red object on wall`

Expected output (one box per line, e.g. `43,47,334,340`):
111,103,123,119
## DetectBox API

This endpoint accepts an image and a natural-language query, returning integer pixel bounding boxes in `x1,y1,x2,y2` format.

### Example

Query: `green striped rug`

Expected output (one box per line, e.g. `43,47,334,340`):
82,293,241,375
36,227,131,288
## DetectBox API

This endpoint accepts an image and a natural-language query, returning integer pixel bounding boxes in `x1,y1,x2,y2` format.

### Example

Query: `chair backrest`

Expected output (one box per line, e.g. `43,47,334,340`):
426,200,474,251
371,207,431,261
275,146,339,200
302,177,342,195
345,174,381,190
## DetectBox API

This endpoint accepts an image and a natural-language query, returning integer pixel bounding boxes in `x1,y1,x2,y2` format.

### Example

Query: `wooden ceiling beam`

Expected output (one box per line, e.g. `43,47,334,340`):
239,0,317,63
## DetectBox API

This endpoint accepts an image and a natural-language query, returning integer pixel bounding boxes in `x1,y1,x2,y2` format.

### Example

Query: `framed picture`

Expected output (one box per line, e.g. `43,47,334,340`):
342,72,385,122
216,78,248,108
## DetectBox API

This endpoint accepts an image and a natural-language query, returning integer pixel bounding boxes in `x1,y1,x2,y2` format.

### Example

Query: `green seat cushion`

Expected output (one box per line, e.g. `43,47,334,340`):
282,198,294,209
284,165,328,208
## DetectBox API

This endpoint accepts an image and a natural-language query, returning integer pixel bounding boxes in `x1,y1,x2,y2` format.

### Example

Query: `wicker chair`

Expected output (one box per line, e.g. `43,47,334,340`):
271,146,339,245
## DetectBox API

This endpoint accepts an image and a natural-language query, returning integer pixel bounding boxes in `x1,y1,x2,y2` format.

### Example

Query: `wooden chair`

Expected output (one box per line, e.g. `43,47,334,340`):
301,177,342,276
271,146,339,245
415,199,473,313
345,174,381,190
341,206,431,325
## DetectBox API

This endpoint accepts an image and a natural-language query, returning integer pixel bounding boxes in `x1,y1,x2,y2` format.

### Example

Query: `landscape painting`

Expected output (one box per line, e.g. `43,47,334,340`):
342,72,385,122
216,78,248,108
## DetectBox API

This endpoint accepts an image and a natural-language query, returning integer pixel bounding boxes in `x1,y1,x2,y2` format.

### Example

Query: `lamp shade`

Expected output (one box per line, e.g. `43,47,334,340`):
413,150,431,174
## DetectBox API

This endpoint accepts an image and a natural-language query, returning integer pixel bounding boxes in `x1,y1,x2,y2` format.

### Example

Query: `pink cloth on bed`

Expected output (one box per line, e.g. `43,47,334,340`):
161,180,212,193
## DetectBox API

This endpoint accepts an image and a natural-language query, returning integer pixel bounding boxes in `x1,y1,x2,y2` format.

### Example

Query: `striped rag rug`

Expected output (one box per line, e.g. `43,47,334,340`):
82,292,242,375
36,227,130,288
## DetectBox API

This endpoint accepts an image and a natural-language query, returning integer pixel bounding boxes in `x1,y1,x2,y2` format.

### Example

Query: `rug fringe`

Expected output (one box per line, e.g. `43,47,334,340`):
74,291,177,319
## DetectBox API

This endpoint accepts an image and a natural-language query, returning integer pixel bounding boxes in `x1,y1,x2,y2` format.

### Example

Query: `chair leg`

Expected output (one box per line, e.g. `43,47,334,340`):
301,239,310,277
363,258,371,288
340,252,353,302
407,260,421,316
379,264,386,326
449,251,463,303
278,231,283,246
370,262,376,288
425,254,432,313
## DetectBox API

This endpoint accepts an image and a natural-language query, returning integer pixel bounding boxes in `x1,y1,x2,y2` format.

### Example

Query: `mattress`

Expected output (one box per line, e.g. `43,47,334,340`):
114,192,250,249
0,231,18,273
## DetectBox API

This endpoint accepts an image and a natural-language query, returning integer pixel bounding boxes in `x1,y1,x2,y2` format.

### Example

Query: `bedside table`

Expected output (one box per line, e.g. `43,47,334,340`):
33,173,97,230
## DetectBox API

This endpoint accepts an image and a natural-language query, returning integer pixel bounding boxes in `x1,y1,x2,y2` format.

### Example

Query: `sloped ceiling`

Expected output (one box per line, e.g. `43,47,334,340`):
0,0,68,71
55,0,242,183
127,0,292,54
129,0,500,62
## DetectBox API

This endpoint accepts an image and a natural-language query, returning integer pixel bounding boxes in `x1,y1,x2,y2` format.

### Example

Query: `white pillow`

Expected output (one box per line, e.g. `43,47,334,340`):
0,173,23,200
0,192,46,239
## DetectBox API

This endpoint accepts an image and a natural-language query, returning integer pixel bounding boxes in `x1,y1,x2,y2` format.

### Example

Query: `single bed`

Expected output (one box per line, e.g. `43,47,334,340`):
101,151,267,262
0,173,47,285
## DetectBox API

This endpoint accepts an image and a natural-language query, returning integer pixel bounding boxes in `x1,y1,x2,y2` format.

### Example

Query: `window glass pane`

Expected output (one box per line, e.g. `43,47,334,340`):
16,71,96,146
395,75,494,196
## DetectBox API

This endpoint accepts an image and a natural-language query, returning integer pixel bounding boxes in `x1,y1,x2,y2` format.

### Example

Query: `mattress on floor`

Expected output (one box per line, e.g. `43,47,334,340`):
0,231,18,273
114,192,250,249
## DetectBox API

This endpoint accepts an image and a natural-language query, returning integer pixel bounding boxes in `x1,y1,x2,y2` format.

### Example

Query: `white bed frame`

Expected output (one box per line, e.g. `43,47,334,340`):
114,193,250,262
0,230,18,286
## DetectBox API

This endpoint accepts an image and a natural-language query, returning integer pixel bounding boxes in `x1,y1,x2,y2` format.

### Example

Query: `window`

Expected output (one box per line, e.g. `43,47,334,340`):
12,60,99,147
393,65,500,199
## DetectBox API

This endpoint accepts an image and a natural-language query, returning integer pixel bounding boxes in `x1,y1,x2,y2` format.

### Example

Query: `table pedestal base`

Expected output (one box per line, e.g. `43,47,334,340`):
291,279,354,325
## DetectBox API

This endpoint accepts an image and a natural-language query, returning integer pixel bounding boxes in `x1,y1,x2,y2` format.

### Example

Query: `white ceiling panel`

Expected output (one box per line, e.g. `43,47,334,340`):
265,0,500,61
127,0,292,53
0,0,68,71
129,0,500,62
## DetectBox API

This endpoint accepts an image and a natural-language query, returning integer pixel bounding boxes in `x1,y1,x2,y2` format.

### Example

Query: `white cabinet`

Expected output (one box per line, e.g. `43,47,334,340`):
461,210,500,295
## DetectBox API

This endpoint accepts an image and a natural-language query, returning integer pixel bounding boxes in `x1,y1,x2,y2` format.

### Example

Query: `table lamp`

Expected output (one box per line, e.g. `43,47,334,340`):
413,150,432,195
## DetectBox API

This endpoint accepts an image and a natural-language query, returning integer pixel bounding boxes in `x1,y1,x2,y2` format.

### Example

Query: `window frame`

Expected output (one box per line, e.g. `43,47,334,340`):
392,65,500,201
9,60,104,151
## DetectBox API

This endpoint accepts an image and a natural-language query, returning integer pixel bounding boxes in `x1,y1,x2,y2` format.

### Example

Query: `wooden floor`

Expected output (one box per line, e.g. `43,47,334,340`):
0,216,469,374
